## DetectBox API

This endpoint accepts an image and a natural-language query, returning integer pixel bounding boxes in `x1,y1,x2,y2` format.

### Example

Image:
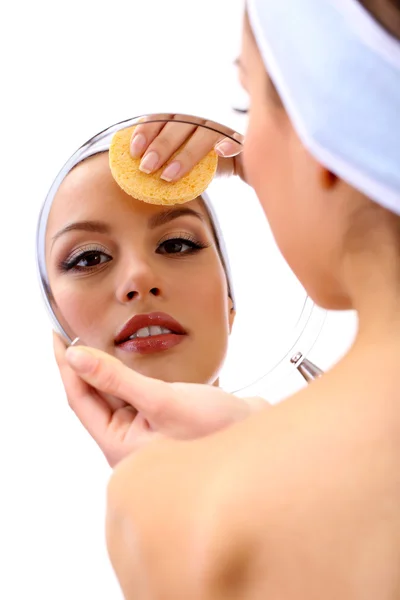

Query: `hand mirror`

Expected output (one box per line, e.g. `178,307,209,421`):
36,114,326,395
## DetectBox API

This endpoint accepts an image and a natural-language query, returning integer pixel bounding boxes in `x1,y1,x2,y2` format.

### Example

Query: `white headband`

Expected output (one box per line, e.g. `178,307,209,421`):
247,0,400,215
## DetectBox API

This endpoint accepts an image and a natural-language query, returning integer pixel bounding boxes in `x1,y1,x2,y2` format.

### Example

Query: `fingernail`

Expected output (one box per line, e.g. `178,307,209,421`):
53,331,67,354
130,133,146,157
66,346,97,373
215,140,238,157
139,151,159,173
160,161,181,182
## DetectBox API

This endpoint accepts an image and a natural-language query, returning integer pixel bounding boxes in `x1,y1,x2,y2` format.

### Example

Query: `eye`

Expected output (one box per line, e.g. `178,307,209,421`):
233,106,249,114
74,250,111,268
59,245,112,272
157,235,208,256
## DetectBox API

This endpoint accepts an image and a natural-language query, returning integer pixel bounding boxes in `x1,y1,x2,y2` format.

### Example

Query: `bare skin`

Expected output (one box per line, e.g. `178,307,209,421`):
49,152,259,467
63,8,400,599
47,154,235,385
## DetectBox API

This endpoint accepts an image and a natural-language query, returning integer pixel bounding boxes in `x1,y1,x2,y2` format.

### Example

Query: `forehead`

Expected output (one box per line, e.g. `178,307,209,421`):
46,152,210,236
241,11,266,74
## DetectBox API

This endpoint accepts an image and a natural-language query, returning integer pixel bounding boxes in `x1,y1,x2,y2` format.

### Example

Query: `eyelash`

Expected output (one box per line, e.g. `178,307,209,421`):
233,107,249,114
58,243,112,273
58,234,209,273
156,233,209,256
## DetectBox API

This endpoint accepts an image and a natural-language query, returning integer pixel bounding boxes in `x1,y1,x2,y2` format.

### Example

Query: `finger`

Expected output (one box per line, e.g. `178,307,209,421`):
53,332,127,413
53,334,144,468
130,118,172,159
53,330,68,359
215,156,236,178
53,333,135,437
216,152,246,181
122,412,163,450
215,136,243,179
65,345,172,423
138,121,197,174
232,153,246,181
53,333,114,438
215,137,242,158
159,126,222,182
245,396,272,412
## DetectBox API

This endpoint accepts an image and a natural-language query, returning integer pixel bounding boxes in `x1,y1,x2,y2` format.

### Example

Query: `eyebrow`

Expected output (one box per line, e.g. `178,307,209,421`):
51,220,111,248
147,207,205,229
51,208,205,248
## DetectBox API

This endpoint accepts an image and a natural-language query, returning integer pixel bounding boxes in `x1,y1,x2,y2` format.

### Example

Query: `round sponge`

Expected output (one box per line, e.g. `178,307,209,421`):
109,125,218,205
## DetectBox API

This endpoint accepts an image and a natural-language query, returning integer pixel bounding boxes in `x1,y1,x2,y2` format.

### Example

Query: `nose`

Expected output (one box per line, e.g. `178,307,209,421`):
115,256,162,304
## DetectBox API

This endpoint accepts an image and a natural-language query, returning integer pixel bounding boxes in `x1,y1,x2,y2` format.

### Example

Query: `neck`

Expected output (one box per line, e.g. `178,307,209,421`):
341,218,400,343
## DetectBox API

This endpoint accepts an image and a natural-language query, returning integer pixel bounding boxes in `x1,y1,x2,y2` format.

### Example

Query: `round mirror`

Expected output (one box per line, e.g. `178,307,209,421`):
36,114,326,394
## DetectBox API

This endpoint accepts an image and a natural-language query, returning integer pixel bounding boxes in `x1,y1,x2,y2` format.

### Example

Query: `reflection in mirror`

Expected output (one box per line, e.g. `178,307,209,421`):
37,114,326,395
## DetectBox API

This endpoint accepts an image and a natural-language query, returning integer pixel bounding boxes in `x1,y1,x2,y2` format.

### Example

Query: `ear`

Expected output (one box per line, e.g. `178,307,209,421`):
319,166,338,190
228,297,236,333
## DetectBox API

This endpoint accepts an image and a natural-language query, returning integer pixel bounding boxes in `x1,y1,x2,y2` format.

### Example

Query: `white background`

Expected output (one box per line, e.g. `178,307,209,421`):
1,0,357,598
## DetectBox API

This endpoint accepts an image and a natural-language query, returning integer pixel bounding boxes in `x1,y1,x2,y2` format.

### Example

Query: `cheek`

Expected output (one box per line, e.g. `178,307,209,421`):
50,280,109,345
244,111,287,217
176,262,230,330
243,110,296,255
184,263,231,383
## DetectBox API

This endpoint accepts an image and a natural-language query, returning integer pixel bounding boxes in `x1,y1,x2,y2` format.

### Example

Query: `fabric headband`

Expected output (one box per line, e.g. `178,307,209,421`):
247,0,400,216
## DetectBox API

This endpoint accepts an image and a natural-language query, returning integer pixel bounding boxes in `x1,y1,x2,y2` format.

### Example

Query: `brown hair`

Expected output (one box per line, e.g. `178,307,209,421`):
358,0,400,39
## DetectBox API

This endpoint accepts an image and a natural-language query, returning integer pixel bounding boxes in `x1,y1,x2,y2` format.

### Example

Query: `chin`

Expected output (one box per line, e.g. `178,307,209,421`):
112,354,193,383
287,258,352,311
111,342,226,384
134,365,208,384
306,285,352,311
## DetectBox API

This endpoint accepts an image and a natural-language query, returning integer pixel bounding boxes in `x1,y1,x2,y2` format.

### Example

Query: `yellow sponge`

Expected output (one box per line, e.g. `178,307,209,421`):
109,125,218,205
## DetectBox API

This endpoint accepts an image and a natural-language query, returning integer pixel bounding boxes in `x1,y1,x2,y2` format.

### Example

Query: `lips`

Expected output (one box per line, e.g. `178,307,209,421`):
114,312,187,355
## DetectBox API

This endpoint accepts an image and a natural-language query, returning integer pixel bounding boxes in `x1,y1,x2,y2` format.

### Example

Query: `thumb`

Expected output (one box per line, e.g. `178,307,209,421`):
65,345,174,423
245,396,271,412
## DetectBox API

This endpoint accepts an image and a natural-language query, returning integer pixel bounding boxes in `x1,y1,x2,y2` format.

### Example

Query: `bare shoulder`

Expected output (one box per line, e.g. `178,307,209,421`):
105,354,400,598
202,352,400,598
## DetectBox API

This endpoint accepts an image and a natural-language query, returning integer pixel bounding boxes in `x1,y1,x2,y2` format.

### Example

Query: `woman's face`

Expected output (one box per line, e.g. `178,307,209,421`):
46,153,234,384
239,15,348,308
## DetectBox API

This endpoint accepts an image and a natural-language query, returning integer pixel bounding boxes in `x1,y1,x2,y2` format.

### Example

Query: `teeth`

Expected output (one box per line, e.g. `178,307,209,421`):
137,327,150,338
149,326,163,336
127,326,173,340
154,326,173,335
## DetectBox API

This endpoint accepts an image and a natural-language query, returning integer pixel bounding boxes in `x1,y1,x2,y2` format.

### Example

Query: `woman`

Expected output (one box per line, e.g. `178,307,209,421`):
48,134,266,467
47,152,235,385
63,0,400,596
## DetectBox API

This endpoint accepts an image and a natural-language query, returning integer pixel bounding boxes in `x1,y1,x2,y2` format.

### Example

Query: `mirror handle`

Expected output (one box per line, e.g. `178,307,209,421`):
291,352,324,383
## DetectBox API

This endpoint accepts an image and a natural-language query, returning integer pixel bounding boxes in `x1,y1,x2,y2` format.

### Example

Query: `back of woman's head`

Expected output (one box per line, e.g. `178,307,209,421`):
241,0,400,310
